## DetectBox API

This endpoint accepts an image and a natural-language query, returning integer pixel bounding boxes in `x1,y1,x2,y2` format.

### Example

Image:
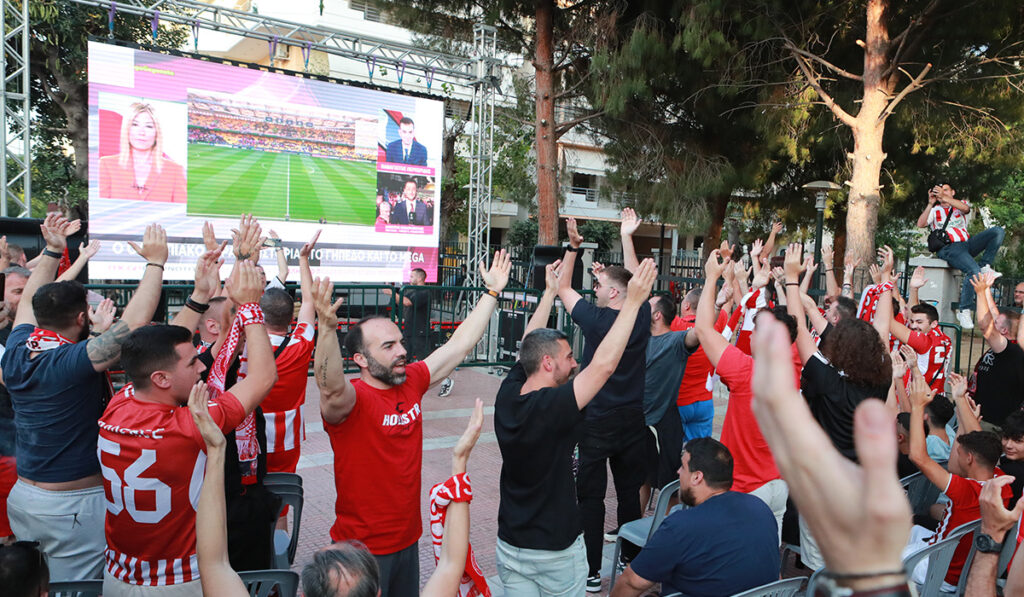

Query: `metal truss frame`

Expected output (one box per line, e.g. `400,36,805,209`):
1,0,30,216
4,0,500,283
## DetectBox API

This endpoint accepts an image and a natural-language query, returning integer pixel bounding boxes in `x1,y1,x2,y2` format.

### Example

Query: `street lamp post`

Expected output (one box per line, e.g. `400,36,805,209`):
801,181,842,293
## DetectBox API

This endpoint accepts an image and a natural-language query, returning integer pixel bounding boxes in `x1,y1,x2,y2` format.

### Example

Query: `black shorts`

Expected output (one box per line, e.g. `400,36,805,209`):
644,405,683,489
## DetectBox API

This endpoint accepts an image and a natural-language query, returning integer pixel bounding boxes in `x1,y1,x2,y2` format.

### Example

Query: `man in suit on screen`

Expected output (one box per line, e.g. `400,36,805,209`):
385,117,428,165
390,179,431,226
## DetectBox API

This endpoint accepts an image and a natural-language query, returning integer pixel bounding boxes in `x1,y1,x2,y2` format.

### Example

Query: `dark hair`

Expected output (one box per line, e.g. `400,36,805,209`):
652,295,675,323
403,178,418,190
957,431,1002,468
896,412,930,436
301,541,379,597
997,307,1020,337
820,318,892,388
682,287,701,310
835,296,858,320
683,437,733,490
121,325,193,390
926,394,955,427
1,265,30,280
6,243,24,258
0,541,49,597
602,265,632,291
519,328,569,376
32,280,88,331
411,268,427,282
398,116,415,127
911,303,940,324
1002,411,1024,442
343,315,391,357
756,306,797,344
260,288,295,329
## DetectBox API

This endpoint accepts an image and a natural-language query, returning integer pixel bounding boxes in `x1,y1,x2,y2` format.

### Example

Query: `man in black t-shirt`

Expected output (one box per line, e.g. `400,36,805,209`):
382,268,433,361
969,274,1024,429
557,218,652,590
495,257,657,596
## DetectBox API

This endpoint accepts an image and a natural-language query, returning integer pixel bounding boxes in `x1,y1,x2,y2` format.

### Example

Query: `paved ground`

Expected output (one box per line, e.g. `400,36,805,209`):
285,366,739,596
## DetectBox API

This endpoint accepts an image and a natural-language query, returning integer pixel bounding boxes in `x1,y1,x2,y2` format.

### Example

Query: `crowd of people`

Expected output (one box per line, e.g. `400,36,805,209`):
0,180,1022,597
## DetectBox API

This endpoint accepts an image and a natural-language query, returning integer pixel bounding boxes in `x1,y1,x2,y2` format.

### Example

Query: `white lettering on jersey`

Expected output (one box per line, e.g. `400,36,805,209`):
381,402,422,427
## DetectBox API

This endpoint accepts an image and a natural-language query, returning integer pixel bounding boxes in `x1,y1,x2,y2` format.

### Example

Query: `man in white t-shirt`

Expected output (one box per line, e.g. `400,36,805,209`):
916,183,1004,329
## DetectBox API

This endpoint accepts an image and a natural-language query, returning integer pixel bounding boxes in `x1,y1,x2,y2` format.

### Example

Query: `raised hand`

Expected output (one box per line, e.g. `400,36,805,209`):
202,221,219,252
908,371,936,411
452,398,484,473
783,243,804,281
312,277,344,328
979,476,1024,540
188,381,226,450
89,298,116,334
705,249,727,280
194,245,226,300
231,214,266,263
970,273,991,293
771,267,786,286
750,238,764,259
732,258,747,281
40,213,77,252
128,223,169,266
591,261,605,277
821,244,834,269
544,259,562,294
751,257,771,289
910,266,926,289
620,208,641,237
772,221,784,235
480,249,511,293
800,256,818,293
890,348,908,381
879,245,895,279
715,283,734,309
225,260,263,306
868,263,882,285
719,240,735,261
626,258,657,304
567,217,583,249
80,239,101,260
947,372,968,399
300,230,322,259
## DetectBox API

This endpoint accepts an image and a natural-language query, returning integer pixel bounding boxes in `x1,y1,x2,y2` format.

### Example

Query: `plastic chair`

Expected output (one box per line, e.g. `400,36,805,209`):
609,479,681,588
955,516,1019,594
47,579,103,597
267,484,304,568
239,569,300,597
264,472,303,487
905,518,980,595
731,576,806,597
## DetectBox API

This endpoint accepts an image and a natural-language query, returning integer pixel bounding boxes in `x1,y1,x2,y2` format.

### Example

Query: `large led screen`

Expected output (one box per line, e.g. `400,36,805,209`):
87,41,443,282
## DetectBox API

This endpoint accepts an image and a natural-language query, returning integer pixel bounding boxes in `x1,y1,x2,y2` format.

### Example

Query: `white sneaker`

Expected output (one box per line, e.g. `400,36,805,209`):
957,309,974,330
980,265,1003,280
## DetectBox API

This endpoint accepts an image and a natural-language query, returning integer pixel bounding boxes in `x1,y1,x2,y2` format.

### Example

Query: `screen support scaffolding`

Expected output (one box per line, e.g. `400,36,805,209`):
7,0,501,288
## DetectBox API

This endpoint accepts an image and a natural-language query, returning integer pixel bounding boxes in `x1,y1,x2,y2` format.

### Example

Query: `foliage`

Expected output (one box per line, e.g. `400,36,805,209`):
576,220,618,252
507,219,538,250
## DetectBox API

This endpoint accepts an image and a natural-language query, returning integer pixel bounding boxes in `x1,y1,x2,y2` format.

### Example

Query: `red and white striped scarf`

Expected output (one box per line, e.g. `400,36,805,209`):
429,473,490,597
26,327,74,351
208,303,265,485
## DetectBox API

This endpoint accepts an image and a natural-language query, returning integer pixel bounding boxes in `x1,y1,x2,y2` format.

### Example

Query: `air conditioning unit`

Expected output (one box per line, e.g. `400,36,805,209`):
274,42,290,62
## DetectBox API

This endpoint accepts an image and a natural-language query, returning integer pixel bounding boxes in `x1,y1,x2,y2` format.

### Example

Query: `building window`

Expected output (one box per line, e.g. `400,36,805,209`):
570,172,597,202
350,0,382,22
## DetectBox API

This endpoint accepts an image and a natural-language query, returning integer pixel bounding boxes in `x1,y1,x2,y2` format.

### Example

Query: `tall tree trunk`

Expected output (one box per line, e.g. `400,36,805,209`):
534,0,559,245
703,193,730,260
844,0,893,266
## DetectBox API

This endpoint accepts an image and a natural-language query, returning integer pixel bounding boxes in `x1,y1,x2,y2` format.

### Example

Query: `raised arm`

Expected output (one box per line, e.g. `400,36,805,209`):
888,348,909,412
223,261,277,415
917,188,938,228
696,251,731,367
763,221,782,259
170,244,225,332
908,266,925,308
87,224,168,372
942,186,970,214
424,250,510,385
907,370,951,491
620,208,641,273
268,230,289,285
841,253,860,299
821,244,839,299
422,400,483,597
311,278,355,425
13,214,77,328
948,372,982,434
572,259,656,409
297,230,321,326
56,239,100,283
971,273,1006,353
871,246,894,346
191,381,247,597
783,244,818,364
556,217,584,314
523,260,560,339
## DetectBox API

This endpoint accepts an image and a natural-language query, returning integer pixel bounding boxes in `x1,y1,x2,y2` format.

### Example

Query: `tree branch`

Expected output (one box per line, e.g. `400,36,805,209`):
554,110,605,138
783,41,863,81
789,52,857,128
879,63,932,122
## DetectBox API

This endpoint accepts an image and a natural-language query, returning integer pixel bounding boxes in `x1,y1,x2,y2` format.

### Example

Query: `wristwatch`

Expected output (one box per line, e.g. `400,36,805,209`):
974,532,1004,554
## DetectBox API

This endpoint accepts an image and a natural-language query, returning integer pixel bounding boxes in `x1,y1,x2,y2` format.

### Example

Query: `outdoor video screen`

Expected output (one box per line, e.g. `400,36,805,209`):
87,41,443,282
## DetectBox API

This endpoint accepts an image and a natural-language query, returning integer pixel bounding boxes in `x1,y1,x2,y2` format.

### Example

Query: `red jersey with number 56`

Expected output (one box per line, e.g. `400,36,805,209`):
98,386,245,586
906,327,952,393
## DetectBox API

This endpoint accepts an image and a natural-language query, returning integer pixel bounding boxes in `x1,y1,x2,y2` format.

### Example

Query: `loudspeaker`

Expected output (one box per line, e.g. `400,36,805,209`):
530,245,583,291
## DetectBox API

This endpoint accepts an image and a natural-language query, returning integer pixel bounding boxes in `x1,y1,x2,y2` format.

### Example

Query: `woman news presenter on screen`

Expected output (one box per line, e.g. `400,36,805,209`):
99,102,186,203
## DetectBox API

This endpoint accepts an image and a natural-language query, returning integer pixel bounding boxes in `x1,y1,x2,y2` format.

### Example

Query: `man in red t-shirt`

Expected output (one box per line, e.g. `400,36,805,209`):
260,232,318,479
671,288,726,442
890,303,951,394
906,372,1010,590
313,251,511,597
694,249,795,541
98,262,277,595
